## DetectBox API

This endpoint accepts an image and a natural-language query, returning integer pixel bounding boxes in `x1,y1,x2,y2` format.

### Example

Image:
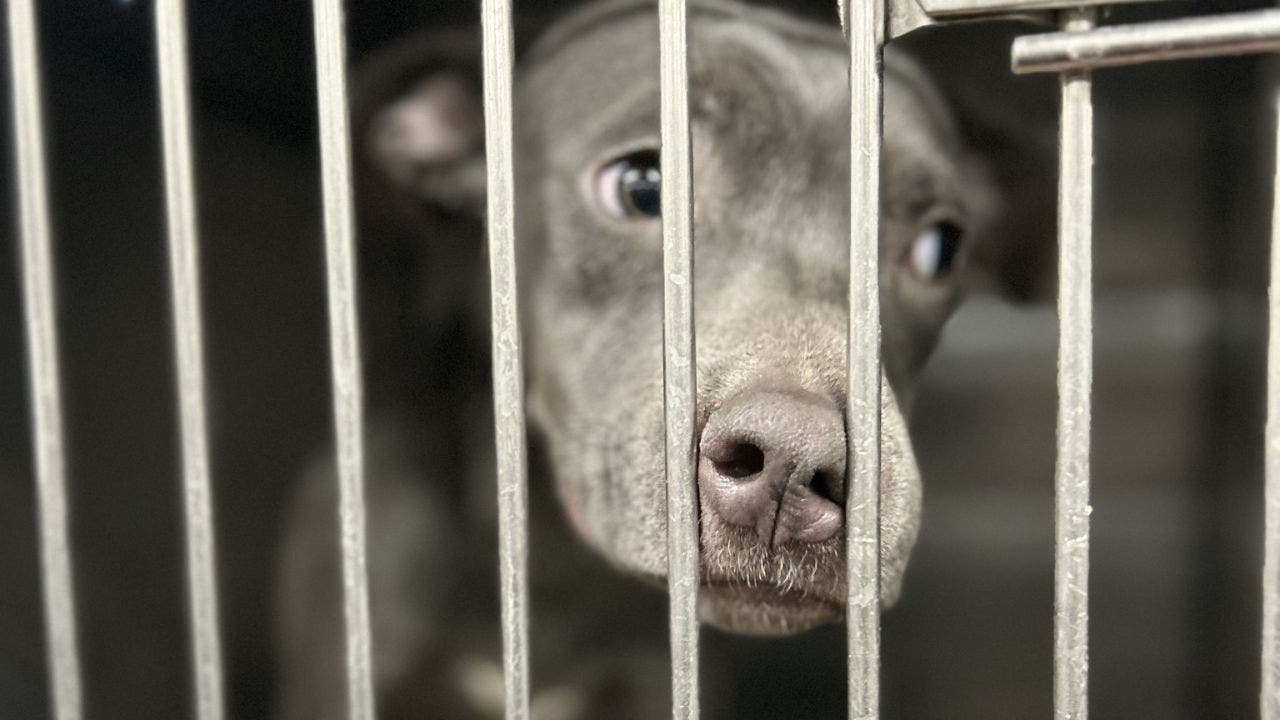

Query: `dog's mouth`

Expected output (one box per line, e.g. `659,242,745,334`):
697,579,843,635
689,516,847,634
627,553,846,635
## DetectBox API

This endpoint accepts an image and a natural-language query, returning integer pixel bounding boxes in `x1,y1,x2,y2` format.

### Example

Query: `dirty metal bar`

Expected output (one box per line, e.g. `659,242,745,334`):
846,0,884,716
861,0,1158,39
311,1,377,718
1263,84,1280,720
479,1,532,718
7,1,85,718
1054,9,1095,720
1012,8,1280,74
919,0,1155,19
155,2,226,718
658,1,701,718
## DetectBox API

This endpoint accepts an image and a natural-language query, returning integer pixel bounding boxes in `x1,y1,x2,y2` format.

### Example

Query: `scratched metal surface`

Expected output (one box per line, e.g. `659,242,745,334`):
480,1,533,718
312,1,378,718
845,0,885,716
1054,10,1096,720
1263,80,1280,720
1013,8,1280,74
7,0,85,718
659,1,702,719
155,2,226,718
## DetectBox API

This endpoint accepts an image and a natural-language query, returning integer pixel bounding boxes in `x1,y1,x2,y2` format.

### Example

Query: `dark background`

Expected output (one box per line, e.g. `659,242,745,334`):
0,0,1273,718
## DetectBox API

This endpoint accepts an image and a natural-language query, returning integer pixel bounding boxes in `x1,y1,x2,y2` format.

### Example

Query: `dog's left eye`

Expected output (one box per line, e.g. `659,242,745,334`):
594,150,661,219
908,221,964,281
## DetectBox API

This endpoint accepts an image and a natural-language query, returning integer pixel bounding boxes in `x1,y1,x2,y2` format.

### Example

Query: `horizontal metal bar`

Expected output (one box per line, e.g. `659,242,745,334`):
479,1,532,718
1013,8,1280,74
1261,84,1280,720
311,1,377,719
154,2,226,718
846,0,1047,41
847,0,884,715
658,1,701,719
918,0,1160,19
1054,9,1094,720
849,0,1162,39
7,0,85,718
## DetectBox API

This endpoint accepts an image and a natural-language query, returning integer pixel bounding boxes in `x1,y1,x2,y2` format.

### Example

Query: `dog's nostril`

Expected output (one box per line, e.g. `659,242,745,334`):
710,442,765,479
811,470,840,504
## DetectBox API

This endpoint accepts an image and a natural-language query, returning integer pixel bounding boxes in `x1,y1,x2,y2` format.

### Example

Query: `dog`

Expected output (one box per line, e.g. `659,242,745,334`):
276,1,1051,717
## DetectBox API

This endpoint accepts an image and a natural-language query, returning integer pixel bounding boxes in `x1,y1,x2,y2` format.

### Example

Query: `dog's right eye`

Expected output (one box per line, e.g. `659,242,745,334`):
594,150,661,219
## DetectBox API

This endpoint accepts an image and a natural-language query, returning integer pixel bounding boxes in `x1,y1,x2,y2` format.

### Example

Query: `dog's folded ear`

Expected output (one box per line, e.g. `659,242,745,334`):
960,109,1059,303
349,28,491,346
351,27,486,225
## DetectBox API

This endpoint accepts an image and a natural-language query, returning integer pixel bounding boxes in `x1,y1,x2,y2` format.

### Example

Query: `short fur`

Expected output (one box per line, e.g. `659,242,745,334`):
276,1,1050,717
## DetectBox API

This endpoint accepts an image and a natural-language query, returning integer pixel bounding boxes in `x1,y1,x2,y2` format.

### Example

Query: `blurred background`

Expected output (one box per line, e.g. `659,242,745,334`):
0,0,1273,717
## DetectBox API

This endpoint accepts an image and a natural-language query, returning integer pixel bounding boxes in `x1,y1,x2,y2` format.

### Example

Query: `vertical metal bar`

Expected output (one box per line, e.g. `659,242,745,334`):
1262,81,1280,720
846,0,884,716
154,3,226,718
479,1,531,718
311,2,377,719
7,1,85,718
1054,9,1095,720
658,2,700,719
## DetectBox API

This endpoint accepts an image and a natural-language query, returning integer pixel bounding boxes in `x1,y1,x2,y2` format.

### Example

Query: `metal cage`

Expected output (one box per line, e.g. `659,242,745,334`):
7,0,1280,718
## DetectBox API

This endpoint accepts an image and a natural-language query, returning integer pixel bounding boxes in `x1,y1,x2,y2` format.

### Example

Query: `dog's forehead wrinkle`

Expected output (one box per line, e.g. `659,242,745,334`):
526,0,847,68
690,16,845,117
530,29,844,176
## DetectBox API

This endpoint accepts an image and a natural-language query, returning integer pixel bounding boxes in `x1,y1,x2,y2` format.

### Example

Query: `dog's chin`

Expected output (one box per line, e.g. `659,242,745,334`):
691,520,848,635
697,583,843,636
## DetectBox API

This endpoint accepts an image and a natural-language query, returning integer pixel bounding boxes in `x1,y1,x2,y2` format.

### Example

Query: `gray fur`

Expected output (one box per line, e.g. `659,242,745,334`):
276,1,1048,716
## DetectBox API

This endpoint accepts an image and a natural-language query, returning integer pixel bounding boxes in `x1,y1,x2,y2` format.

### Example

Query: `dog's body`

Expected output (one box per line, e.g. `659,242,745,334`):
277,2,1049,717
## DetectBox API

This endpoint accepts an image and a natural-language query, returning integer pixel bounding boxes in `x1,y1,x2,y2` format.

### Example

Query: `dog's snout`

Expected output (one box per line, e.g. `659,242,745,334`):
698,387,845,549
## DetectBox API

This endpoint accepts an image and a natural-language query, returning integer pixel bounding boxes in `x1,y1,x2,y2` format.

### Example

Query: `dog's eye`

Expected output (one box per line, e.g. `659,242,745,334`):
595,150,661,219
908,221,963,281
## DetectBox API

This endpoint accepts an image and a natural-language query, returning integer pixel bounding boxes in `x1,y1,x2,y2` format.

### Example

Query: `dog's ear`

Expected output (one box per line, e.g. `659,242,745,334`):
961,111,1059,302
352,27,486,225
350,28,490,353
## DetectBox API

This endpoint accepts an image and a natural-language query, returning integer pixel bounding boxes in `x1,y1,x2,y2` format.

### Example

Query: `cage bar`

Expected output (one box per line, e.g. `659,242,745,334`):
154,2,226,718
311,1,377,718
1012,8,1280,74
658,1,701,719
1054,9,1095,720
845,0,884,716
1263,82,1280,720
478,1,532,718
864,0,1162,41
7,1,85,718
914,0,1158,19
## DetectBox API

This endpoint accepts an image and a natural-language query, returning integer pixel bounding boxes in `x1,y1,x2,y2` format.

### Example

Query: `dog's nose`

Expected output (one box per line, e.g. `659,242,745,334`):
698,387,845,549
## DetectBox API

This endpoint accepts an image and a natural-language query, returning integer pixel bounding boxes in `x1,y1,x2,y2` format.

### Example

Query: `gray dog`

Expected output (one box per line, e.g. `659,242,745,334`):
276,1,1050,717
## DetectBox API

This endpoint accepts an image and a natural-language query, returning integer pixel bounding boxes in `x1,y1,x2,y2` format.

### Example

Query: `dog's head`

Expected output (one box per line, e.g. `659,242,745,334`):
357,0,1052,635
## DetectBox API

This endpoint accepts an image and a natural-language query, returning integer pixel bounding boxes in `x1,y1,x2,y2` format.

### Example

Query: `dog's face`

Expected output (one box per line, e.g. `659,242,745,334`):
359,0,1050,635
